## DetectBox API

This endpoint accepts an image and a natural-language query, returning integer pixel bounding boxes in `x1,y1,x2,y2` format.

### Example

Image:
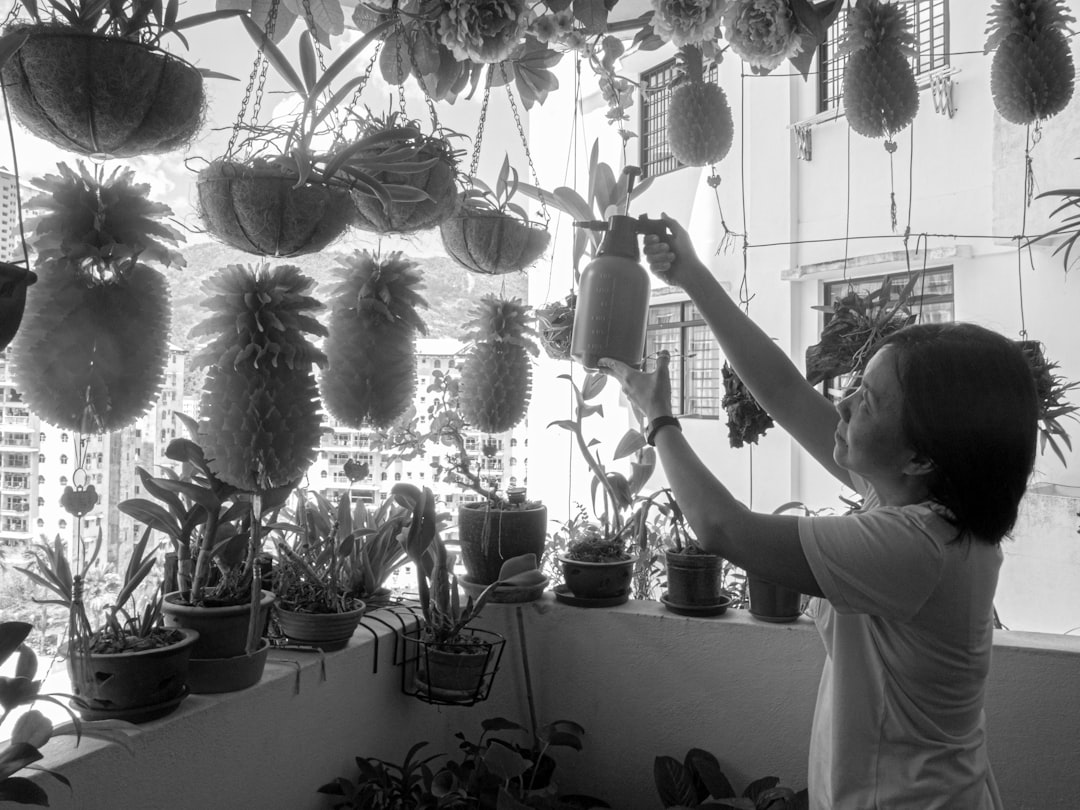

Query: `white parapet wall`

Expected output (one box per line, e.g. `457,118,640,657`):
25,599,1080,810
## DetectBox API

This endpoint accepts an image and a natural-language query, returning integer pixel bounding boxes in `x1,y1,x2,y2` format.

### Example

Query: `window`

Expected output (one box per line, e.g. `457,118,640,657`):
60,454,68,465
640,57,720,178
819,0,949,112
820,267,954,398
644,302,721,417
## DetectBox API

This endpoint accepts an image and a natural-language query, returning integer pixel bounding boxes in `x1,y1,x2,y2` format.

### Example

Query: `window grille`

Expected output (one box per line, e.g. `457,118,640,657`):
644,301,721,417
640,58,721,178
819,0,949,113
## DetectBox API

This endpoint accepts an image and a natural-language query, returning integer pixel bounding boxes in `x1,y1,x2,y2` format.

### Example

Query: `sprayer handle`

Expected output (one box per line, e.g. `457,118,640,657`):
634,214,673,237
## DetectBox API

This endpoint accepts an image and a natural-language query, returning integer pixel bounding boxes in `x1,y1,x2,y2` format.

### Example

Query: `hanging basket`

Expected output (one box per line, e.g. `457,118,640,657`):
440,209,550,275
1,24,205,158
0,262,37,352
197,159,353,258
349,135,459,234
10,262,170,432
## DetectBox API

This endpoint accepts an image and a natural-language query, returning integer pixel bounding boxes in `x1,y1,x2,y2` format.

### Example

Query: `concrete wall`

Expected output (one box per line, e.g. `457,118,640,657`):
27,601,1080,810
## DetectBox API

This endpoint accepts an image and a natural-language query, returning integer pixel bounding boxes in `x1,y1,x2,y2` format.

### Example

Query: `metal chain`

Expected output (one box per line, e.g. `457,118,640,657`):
3,1,22,28
226,0,279,159
469,73,493,179
340,47,381,141
400,23,442,131
499,63,549,227
301,0,328,73
395,28,409,119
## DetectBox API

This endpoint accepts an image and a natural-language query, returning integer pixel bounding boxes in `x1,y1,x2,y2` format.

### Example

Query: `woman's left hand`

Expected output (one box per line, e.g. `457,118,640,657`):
598,351,675,422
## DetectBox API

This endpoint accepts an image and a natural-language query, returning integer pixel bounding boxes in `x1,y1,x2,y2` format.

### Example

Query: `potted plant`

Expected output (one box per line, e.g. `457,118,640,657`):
1,0,238,157
17,524,198,722
1016,339,1079,466
197,17,415,257
394,483,519,705
271,488,367,651
742,503,810,624
721,362,774,449
344,107,462,235
381,349,547,592
652,490,731,615
119,422,286,693
9,161,182,434
655,747,808,809
440,155,551,275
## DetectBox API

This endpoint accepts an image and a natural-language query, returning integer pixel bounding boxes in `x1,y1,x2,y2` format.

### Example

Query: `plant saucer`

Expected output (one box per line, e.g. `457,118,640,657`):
460,573,548,603
553,584,629,608
69,686,190,723
660,593,732,617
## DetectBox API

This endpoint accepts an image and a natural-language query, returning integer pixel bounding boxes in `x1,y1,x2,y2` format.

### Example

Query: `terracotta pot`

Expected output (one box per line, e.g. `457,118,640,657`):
457,502,548,585
274,602,365,651
66,628,198,722
558,554,634,600
748,576,803,623
163,590,275,660
197,159,353,257
411,629,504,703
440,211,550,275
0,263,36,352
664,550,725,606
1,25,204,158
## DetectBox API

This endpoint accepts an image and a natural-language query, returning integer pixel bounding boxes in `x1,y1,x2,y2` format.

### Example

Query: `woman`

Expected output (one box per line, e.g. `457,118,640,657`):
599,215,1037,810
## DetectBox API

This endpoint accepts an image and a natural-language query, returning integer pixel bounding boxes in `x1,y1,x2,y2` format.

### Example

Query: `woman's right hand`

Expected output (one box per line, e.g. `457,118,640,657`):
642,213,707,289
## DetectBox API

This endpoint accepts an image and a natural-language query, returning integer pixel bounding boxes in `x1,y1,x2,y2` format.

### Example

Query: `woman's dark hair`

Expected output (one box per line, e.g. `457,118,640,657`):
876,322,1038,544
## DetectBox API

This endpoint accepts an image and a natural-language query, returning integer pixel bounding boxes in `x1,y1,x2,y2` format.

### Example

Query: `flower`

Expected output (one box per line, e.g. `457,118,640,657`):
651,0,726,47
10,709,52,749
722,0,803,73
437,0,531,64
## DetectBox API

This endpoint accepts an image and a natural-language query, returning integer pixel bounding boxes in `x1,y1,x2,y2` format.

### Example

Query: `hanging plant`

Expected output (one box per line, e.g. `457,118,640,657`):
1017,340,1079,465
338,108,462,235
535,293,576,361
984,0,1075,126
805,273,920,387
666,44,733,168
10,161,181,432
459,295,539,434
197,15,418,257
441,155,550,275
0,0,239,158
0,263,37,352
189,263,326,493
840,0,919,140
721,362,774,448
321,250,429,430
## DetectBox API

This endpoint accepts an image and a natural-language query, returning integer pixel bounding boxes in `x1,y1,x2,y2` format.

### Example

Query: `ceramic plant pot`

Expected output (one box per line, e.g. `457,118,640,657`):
163,590,275,660
185,640,271,694
1,25,205,158
440,210,550,275
558,555,634,600
197,159,353,257
748,576,803,623
410,628,505,704
274,602,366,651
457,502,548,585
664,549,726,607
66,628,198,723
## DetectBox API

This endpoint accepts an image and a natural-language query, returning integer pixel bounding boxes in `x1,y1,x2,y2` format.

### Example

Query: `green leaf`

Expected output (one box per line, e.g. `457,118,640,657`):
573,0,610,33
547,419,577,432
241,14,306,97
313,19,392,99
298,31,317,93
0,624,32,669
117,499,181,540
0,774,48,804
581,372,607,401
655,755,698,808
613,429,646,460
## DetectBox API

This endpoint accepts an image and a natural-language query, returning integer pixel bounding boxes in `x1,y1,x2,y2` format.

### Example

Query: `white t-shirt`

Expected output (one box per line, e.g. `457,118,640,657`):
798,484,1003,810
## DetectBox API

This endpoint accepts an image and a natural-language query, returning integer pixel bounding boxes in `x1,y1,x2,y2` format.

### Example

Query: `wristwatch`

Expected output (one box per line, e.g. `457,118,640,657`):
646,415,682,447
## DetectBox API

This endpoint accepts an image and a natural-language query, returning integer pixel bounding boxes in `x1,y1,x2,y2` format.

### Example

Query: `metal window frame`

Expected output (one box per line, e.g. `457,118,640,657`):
640,58,721,178
818,0,950,114
645,301,720,417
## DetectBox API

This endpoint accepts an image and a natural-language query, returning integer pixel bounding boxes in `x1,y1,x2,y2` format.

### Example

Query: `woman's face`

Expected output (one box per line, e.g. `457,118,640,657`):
833,347,919,481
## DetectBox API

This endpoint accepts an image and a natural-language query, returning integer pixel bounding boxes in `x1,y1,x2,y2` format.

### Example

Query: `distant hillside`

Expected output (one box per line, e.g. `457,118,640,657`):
167,235,530,353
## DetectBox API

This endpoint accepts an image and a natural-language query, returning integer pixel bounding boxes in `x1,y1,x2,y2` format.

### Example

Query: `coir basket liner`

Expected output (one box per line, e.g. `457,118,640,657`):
1,25,205,158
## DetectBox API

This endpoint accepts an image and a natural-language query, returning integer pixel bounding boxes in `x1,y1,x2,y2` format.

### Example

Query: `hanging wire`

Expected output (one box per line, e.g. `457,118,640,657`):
225,0,279,160
738,70,754,510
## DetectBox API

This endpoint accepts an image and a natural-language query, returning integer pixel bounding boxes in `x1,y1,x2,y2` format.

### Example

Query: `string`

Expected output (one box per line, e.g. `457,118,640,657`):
738,70,753,511
1017,125,1032,339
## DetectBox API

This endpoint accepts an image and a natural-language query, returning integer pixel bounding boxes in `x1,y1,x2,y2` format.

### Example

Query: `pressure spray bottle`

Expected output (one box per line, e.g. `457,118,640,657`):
570,169,670,370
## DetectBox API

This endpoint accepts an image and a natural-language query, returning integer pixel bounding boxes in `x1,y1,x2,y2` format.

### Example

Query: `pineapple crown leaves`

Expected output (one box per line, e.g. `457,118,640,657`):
461,295,540,357
330,249,429,335
189,263,328,371
673,43,708,87
985,0,1076,51
838,0,917,56
25,161,186,276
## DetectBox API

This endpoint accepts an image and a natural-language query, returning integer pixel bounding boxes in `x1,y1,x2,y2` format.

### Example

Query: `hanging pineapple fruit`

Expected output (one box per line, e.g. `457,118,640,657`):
459,295,539,434
189,264,327,493
321,250,429,429
667,44,734,167
11,162,181,432
985,0,1076,125
840,0,919,141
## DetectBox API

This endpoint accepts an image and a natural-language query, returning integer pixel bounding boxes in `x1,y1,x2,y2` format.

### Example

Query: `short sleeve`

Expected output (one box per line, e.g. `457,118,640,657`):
799,505,949,620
